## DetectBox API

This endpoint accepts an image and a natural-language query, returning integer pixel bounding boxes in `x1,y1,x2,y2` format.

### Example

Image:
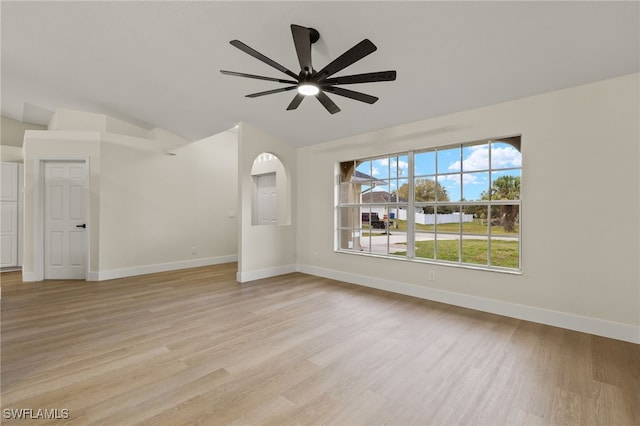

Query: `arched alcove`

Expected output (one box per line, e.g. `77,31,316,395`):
250,152,291,226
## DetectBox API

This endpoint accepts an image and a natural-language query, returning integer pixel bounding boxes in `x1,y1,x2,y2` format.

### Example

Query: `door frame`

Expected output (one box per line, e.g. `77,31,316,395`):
34,157,91,281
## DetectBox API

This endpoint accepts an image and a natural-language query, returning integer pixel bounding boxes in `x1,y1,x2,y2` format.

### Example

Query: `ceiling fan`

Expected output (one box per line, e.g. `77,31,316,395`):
220,24,397,114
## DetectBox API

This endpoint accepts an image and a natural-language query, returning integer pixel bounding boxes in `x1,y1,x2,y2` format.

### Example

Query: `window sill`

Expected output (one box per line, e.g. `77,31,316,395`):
335,249,522,275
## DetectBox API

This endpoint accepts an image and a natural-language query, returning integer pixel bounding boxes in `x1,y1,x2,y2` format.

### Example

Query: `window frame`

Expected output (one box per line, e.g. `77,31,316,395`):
335,136,522,273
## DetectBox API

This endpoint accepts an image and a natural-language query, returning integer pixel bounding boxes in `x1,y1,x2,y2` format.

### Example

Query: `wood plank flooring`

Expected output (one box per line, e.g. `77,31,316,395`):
1,264,639,425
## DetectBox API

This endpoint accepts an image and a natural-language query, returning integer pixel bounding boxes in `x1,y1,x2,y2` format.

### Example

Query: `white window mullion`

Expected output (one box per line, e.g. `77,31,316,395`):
487,142,492,266
407,151,415,259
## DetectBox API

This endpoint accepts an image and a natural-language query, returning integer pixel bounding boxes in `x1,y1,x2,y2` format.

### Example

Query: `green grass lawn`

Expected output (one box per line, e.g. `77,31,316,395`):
390,219,518,235
393,239,519,268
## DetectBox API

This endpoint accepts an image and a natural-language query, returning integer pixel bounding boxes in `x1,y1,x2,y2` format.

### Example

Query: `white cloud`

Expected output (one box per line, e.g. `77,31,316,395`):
448,145,520,171
439,174,460,183
438,173,488,185
491,147,521,168
463,174,481,184
375,157,409,176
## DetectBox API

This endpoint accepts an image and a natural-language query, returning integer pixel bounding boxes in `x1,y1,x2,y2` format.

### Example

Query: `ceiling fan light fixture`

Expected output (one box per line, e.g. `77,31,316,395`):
297,83,320,96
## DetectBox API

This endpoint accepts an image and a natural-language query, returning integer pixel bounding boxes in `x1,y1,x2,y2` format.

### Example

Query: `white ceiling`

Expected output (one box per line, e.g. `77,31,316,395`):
2,1,638,147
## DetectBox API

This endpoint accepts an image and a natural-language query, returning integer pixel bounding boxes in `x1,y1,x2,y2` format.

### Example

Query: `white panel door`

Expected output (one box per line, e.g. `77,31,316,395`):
1,163,19,267
256,173,277,225
44,161,87,279
0,201,18,266
1,162,18,201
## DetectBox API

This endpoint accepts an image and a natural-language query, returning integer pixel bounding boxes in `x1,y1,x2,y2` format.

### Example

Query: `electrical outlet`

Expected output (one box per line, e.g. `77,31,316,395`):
191,246,197,255
428,271,436,281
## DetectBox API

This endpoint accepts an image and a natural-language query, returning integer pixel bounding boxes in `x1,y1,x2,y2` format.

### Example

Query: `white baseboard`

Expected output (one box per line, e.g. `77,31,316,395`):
297,264,640,344
236,264,297,283
21,271,39,282
88,255,238,281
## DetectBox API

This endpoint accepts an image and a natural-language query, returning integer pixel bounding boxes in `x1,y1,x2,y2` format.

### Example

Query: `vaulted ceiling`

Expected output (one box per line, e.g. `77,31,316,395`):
2,1,638,147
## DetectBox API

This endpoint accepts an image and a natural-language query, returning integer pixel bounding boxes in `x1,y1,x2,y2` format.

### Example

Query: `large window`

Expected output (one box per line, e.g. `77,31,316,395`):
337,136,521,271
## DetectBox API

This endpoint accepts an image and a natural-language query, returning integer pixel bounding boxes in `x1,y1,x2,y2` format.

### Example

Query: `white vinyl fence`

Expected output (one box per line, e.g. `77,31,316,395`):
396,209,473,225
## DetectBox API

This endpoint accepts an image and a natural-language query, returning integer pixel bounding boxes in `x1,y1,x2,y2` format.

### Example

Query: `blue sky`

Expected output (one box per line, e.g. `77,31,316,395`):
356,142,521,202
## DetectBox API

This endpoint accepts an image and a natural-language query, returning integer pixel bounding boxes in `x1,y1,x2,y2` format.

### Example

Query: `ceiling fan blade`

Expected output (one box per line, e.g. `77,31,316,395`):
323,86,378,104
230,40,299,80
321,71,397,86
287,93,305,110
245,86,297,98
316,91,341,114
220,70,298,84
316,39,377,80
291,25,313,74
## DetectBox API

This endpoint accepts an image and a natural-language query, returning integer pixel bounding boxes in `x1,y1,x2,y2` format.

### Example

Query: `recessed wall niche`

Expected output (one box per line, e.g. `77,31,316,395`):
250,152,290,226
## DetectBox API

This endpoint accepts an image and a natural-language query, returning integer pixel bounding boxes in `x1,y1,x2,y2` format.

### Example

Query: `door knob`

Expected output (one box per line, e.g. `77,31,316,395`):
76,224,86,228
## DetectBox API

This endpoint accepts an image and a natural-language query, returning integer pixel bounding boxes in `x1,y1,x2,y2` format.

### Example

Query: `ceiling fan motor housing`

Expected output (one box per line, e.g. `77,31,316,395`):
308,27,320,44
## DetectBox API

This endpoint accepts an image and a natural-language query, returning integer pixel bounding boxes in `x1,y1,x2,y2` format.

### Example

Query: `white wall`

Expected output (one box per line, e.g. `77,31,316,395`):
50,109,191,145
297,74,640,343
21,126,238,281
1,115,46,147
98,130,238,278
0,146,24,163
237,122,296,282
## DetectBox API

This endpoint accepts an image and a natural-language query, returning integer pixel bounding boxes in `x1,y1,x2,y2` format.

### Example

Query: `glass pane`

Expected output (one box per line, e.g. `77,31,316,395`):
355,160,372,186
437,174,460,202
490,170,521,201
489,204,520,235
358,185,375,204
414,207,435,231
362,219,390,255
340,161,356,183
436,205,460,234
388,206,403,230
357,231,371,253
437,147,461,174
397,154,409,177
375,181,390,198
361,206,388,230
392,178,408,203
339,206,360,229
414,178,437,202
490,237,519,268
356,185,372,204
414,151,435,176
462,238,488,266
435,234,460,262
414,232,435,259
389,155,408,178
462,172,489,201
364,190,390,204
462,142,489,171
491,141,521,169
339,182,355,204
373,157,389,179
338,228,358,250
389,156,398,178
462,205,488,235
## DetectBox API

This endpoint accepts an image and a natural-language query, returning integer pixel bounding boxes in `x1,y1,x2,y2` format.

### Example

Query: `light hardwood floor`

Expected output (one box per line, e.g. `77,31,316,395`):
1,264,638,425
